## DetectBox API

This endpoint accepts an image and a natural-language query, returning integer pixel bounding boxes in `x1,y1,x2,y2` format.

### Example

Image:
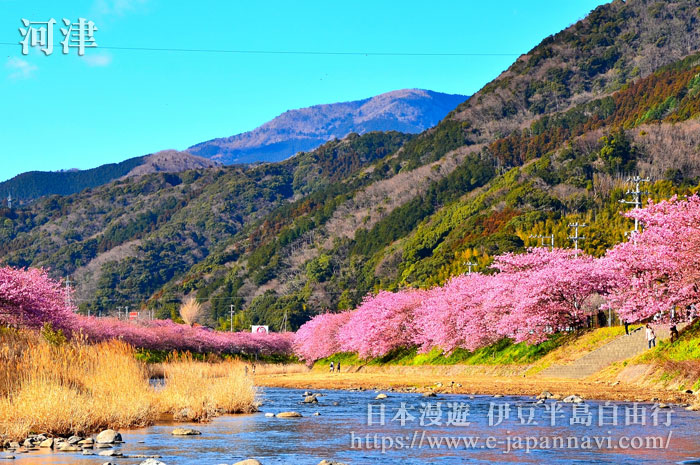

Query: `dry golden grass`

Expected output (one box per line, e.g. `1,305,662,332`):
156,354,257,421
0,330,155,440
251,362,309,375
179,297,203,326
0,329,257,441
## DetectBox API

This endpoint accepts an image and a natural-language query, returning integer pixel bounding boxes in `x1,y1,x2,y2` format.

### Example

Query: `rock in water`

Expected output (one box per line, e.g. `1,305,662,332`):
303,395,318,403
375,393,388,400
318,461,349,465
39,438,54,448
96,430,122,444
139,460,167,465
171,428,202,436
232,460,263,465
536,391,553,400
276,411,303,418
59,444,81,452
562,395,584,403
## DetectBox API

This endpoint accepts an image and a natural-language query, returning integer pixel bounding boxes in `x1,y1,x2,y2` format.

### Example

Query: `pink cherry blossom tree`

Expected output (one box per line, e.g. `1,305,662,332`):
0,266,75,329
293,311,352,362
337,289,425,358
604,195,700,323
492,248,619,343
413,273,500,353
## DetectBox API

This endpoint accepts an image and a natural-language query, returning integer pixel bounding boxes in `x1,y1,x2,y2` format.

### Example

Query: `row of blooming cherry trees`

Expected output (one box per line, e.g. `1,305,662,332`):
294,195,700,362
1,196,698,359
0,267,294,355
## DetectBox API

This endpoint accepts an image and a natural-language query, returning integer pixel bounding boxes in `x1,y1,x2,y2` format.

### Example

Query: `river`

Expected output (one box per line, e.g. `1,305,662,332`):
9,387,700,464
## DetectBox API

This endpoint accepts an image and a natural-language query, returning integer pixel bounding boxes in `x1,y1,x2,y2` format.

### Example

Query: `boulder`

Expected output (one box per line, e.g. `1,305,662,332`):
98,450,123,457
536,391,553,400
264,412,275,417
562,395,584,404
423,392,436,397
96,430,122,444
59,444,81,452
67,436,82,445
276,411,303,418
303,395,318,404
171,428,201,436
232,460,262,465
375,393,388,400
139,460,167,465
318,461,349,465
39,438,54,448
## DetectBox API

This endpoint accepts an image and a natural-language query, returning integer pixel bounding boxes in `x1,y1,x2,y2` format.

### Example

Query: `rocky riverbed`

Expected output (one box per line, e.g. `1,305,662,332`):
3,387,700,464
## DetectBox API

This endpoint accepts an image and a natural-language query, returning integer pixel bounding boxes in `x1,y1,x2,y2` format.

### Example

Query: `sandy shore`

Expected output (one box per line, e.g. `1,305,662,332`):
254,366,696,405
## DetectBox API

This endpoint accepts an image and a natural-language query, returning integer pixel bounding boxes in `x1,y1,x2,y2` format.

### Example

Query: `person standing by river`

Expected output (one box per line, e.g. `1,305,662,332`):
336,362,341,373
329,361,334,373
646,323,656,349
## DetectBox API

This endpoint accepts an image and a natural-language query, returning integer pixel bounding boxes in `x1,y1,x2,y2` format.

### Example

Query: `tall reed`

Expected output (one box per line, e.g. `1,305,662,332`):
0,329,257,441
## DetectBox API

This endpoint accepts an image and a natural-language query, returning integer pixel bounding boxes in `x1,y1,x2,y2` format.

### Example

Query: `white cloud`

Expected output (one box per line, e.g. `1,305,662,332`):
5,57,38,80
93,0,148,16
82,53,113,67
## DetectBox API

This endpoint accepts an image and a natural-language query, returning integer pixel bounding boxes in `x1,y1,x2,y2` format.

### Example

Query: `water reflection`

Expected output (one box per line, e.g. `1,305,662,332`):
8,388,700,464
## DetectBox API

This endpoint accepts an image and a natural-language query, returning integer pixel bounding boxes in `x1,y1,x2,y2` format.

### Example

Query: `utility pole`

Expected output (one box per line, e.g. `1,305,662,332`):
463,261,477,274
281,309,288,333
530,234,554,252
568,222,587,251
230,304,234,332
64,276,72,310
619,175,650,233
117,306,122,319
6,193,11,209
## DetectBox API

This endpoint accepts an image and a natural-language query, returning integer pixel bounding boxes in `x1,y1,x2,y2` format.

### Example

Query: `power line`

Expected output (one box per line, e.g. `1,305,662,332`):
568,222,587,251
0,41,520,57
619,175,650,234
530,233,554,252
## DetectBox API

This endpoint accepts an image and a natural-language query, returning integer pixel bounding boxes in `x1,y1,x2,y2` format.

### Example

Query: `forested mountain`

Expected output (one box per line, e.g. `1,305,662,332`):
2,90,464,203
2,0,700,331
187,89,468,164
0,151,219,204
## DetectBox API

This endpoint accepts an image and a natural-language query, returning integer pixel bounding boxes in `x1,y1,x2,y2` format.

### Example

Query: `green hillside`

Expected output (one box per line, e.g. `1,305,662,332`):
0,156,146,203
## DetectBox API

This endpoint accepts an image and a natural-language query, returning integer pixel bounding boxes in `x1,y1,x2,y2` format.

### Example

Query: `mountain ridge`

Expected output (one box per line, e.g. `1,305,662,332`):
187,89,468,164
0,151,218,204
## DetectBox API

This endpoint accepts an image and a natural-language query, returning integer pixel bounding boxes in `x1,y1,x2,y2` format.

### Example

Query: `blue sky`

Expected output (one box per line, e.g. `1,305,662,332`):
1,0,608,182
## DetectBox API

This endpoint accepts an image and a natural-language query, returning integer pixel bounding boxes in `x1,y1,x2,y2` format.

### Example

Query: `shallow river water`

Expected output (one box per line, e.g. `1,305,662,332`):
9,387,700,464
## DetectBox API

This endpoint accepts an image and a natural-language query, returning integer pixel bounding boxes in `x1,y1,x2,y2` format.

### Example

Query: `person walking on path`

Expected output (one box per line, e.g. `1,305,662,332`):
336,362,341,373
329,361,334,373
645,323,656,349
624,320,630,335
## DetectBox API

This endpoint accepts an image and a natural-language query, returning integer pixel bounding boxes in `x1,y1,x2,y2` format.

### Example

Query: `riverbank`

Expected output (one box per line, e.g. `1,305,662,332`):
0,328,256,442
254,365,696,405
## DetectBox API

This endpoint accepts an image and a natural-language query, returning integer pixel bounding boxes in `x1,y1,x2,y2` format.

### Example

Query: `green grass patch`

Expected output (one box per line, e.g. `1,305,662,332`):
316,333,569,368
637,320,700,363
134,348,299,364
